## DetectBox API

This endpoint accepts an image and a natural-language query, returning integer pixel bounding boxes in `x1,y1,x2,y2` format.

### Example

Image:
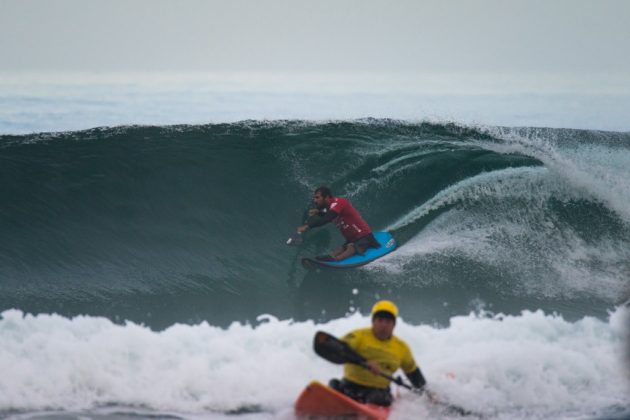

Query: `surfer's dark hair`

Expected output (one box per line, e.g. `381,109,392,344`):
315,186,332,198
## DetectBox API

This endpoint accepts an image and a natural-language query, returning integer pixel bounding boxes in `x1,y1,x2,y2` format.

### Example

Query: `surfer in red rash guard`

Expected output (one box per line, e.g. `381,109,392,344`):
296,186,379,262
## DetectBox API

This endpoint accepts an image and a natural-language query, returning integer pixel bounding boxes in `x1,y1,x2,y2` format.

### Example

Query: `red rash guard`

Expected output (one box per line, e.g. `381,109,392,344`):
328,197,372,242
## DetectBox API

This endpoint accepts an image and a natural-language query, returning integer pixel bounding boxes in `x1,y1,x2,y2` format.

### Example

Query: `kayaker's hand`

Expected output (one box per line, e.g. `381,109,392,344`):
366,361,381,376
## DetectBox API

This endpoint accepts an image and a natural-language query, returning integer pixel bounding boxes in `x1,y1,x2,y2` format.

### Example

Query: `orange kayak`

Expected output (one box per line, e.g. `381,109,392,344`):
295,381,391,420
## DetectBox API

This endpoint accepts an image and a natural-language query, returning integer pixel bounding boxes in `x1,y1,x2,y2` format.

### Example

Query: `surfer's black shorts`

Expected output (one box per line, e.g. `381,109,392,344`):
344,233,380,255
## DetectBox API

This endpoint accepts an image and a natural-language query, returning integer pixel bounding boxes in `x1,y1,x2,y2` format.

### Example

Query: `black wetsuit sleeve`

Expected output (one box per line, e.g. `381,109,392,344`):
406,367,427,390
306,210,338,228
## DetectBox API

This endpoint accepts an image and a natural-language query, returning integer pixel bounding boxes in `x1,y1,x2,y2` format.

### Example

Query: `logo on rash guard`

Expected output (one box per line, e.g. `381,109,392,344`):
330,202,338,210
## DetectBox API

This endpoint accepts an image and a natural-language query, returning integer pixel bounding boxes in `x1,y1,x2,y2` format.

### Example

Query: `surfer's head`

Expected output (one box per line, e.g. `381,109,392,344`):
313,186,333,209
371,300,398,340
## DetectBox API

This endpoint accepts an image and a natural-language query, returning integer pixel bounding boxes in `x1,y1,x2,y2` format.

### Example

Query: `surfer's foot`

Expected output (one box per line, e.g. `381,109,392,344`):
316,254,336,262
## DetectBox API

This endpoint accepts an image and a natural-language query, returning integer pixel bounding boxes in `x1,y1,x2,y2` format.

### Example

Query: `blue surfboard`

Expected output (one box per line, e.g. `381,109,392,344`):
301,231,397,270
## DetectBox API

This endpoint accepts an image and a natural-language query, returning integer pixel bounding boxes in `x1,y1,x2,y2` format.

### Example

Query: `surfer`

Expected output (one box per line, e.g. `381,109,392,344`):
328,300,427,406
296,186,379,261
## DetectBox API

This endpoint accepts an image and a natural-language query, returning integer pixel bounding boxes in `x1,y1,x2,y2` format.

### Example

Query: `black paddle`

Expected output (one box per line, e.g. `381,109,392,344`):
313,331,477,417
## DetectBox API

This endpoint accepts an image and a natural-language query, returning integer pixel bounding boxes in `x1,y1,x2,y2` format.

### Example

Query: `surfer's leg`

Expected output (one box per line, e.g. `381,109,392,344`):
317,244,347,261
322,239,364,262
329,234,376,261
330,244,346,257
331,243,356,261
354,233,380,255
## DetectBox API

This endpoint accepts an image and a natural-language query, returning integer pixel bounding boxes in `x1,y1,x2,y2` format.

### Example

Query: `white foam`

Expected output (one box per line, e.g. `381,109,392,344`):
385,166,557,231
479,127,630,225
1,307,628,419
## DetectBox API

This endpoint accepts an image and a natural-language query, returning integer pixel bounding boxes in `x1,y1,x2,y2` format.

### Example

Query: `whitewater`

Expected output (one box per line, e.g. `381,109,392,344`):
1,72,629,419
1,308,629,419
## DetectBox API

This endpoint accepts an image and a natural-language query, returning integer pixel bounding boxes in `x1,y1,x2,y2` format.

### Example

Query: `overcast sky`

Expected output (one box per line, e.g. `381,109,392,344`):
1,0,629,76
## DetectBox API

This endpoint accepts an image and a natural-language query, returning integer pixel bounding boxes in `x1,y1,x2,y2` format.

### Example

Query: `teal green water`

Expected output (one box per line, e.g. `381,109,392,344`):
1,121,629,328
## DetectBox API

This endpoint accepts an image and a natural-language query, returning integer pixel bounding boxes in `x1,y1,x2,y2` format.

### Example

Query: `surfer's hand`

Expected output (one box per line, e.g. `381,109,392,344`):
308,208,319,216
297,225,309,234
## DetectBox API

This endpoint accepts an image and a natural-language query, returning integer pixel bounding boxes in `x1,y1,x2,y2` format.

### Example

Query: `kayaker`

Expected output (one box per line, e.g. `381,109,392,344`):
328,300,427,406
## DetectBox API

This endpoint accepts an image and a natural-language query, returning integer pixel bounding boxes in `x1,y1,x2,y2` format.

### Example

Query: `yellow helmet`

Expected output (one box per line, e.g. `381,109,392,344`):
371,300,398,318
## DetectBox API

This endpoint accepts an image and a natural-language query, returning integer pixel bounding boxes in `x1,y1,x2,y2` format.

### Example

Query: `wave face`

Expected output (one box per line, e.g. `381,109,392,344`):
1,120,630,419
1,121,629,329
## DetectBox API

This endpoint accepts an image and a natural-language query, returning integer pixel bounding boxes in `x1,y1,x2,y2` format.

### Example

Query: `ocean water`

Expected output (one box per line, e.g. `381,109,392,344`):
1,73,629,419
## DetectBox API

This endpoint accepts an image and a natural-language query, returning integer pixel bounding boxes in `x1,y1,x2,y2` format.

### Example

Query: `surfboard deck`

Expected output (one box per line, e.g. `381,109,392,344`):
294,381,390,420
301,231,396,270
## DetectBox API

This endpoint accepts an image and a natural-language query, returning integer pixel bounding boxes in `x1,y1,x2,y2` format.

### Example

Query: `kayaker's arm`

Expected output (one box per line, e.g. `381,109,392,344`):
406,367,426,390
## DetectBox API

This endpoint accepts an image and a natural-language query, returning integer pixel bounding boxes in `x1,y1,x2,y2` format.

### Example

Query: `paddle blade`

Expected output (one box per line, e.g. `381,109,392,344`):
286,232,303,246
313,331,367,366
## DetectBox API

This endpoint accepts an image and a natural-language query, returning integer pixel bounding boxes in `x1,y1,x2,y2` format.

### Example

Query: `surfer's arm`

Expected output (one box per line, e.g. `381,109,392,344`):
306,210,338,228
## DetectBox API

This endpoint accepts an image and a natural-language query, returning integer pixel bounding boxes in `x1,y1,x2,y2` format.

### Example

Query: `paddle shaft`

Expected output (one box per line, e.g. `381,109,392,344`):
355,360,414,391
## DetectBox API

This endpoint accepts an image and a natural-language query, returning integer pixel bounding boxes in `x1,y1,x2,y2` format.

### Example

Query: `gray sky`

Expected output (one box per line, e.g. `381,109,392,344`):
1,0,630,75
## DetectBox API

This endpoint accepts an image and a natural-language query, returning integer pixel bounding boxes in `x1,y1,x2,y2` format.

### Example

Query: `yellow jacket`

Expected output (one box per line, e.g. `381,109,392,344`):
342,327,418,389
